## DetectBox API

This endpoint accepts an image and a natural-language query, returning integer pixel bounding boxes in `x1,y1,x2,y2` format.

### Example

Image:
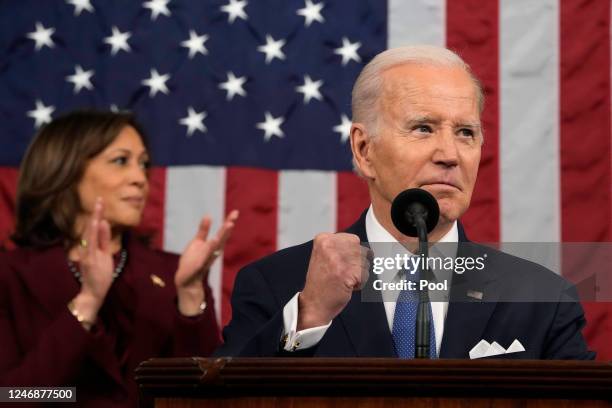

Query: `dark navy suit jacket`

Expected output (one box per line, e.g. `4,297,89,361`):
216,211,595,360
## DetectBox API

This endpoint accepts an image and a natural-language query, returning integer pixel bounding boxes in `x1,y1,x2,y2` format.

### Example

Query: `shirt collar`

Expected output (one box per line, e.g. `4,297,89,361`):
365,204,458,247
364,205,457,294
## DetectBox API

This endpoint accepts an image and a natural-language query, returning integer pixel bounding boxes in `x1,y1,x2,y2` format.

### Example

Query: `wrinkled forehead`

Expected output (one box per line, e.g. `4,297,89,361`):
379,64,480,115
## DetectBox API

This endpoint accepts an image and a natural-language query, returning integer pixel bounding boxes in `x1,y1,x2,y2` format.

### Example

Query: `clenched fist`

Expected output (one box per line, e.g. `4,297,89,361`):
298,233,371,330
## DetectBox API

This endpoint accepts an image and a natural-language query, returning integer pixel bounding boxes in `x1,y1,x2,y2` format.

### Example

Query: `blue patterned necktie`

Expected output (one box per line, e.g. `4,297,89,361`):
392,266,437,359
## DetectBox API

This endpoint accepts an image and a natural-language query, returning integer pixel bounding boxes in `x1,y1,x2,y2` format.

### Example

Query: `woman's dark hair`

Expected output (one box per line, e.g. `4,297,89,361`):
12,110,149,248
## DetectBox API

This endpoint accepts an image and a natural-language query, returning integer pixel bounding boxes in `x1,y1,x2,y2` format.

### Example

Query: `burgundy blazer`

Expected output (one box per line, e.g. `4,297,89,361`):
0,237,221,407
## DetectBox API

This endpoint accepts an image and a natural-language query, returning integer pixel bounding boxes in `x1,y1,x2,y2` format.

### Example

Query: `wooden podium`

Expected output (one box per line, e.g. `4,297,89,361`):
135,358,612,408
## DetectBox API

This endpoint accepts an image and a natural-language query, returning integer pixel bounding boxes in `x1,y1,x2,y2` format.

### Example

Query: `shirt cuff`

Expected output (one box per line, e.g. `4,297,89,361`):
281,292,332,352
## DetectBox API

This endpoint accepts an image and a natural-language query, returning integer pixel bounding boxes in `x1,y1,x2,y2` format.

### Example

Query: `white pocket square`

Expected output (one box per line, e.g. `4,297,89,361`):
469,339,525,359
506,339,526,354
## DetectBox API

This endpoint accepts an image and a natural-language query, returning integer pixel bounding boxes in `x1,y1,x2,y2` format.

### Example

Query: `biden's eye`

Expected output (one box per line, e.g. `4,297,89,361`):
458,128,475,138
413,124,433,133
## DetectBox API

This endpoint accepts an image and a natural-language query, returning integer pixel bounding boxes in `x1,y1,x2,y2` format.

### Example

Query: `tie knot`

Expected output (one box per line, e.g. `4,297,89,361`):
399,260,420,281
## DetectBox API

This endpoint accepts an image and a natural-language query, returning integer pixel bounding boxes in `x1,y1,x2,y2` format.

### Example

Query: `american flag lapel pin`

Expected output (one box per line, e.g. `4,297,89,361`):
150,274,166,288
467,289,483,300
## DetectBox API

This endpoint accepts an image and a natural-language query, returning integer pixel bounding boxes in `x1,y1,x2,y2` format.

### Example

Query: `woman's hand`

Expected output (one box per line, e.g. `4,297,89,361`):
175,210,239,315
70,197,113,329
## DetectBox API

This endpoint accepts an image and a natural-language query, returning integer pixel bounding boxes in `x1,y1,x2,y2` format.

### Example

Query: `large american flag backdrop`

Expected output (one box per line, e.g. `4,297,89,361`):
0,0,610,360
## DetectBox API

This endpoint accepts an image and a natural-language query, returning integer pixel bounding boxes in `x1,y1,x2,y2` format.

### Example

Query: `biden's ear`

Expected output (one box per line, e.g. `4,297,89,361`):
350,123,375,179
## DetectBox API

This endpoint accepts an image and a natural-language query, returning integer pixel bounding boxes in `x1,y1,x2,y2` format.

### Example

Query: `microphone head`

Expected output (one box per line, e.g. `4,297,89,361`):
391,188,440,237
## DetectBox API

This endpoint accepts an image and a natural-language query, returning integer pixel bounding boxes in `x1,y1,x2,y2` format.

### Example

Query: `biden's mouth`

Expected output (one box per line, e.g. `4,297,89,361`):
420,180,461,191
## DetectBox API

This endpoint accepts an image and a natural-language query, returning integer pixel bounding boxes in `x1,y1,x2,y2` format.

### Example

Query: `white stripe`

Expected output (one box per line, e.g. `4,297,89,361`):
500,0,560,271
164,166,226,323
388,0,446,48
278,170,336,249
500,0,560,242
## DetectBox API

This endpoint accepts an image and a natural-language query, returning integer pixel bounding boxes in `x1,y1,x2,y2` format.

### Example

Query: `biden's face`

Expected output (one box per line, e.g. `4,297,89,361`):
355,64,482,231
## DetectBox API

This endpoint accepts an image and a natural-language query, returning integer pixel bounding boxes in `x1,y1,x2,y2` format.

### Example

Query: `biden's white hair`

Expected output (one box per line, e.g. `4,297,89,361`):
351,45,484,135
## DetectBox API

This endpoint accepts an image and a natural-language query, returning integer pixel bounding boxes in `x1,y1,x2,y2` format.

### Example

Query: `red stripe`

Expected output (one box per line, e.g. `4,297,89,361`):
0,167,19,249
137,166,166,250
222,167,278,327
560,0,611,242
446,0,500,243
336,171,369,231
560,0,612,361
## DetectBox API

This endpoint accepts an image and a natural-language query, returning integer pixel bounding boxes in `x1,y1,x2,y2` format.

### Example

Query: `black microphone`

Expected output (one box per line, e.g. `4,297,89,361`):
391,188,440,359
391,188,439,239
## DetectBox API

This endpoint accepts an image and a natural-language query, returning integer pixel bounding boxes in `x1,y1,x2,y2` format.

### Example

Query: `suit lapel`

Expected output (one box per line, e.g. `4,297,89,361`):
339,290,396,357
338,210,396,357
19,246,80,318
439,232,501,358
126,238,175,358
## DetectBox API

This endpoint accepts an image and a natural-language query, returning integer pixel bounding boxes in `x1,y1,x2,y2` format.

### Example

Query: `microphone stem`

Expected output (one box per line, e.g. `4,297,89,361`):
414,215,431,359
417,216,428,260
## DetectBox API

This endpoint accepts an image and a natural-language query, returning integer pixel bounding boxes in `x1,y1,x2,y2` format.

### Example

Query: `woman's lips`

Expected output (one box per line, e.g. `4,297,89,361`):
122,197,144,207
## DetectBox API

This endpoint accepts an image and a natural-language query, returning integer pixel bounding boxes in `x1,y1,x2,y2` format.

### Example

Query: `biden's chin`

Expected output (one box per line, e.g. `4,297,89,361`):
436,200,467,226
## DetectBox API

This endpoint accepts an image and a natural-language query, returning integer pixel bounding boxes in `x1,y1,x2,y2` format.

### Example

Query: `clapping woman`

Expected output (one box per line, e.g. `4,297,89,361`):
0,111,238,407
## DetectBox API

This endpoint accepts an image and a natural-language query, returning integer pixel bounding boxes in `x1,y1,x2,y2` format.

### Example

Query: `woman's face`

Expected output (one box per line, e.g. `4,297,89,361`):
77,126,150,230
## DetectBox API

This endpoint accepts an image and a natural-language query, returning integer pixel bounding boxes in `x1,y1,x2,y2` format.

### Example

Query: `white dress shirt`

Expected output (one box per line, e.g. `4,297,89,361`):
282,206,458,355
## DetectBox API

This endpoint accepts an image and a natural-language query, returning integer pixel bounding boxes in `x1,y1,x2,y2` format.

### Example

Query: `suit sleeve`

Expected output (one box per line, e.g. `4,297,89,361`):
0,266,97,386
167,282,222,357
543,283,596,360
214,264,293,357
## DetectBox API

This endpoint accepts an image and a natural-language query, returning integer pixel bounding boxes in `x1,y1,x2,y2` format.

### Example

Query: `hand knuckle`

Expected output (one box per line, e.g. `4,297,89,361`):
313,233,328,246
